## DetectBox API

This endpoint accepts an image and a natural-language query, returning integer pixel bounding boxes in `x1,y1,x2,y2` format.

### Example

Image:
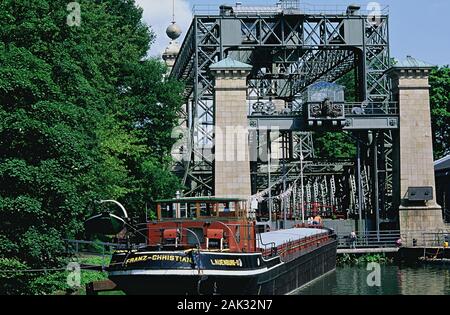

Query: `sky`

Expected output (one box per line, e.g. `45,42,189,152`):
135,0,450,66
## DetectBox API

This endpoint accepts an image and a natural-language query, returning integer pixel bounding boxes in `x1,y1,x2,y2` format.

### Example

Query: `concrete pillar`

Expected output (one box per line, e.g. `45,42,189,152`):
387,56,444,245
210,58,252,198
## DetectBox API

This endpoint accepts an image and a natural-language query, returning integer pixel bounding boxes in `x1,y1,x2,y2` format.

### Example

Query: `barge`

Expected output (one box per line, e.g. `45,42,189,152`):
88,197,337,295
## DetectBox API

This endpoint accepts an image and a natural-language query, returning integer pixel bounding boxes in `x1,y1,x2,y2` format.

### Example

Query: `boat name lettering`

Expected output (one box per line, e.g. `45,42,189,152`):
125,255,193,264
125,256,149,264
210,259,243,267
151,255,193,263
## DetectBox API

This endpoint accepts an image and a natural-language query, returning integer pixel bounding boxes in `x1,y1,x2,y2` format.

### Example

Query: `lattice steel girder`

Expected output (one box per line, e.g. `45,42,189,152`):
172,13,390,99
249,115,399,131
253,160,353,184
290,49,356,96
246,49,356,99
292,132,315,159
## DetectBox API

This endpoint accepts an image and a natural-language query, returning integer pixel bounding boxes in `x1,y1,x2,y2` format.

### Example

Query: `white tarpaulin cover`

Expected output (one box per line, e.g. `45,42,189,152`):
258,228,328,248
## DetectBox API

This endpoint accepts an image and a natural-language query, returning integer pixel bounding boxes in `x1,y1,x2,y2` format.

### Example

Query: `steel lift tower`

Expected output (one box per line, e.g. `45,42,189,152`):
168,1,444,236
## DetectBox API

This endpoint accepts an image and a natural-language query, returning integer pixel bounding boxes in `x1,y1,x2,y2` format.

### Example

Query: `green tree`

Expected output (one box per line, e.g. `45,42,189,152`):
429,66,450,159
313,66,450,160
313,132,356,159
0,0,183,294
313,70,357,159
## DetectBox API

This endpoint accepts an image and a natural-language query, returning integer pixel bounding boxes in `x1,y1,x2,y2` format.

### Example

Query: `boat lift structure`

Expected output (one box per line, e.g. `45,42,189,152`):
167,1,445,236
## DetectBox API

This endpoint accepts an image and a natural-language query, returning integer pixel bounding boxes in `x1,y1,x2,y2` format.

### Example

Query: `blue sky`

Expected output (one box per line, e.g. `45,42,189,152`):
137,0,449,66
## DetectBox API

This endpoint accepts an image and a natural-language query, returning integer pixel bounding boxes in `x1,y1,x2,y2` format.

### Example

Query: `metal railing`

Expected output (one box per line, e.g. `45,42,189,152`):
66,228,449,256
336,230,400,249
400,230,450,248
64,239,124,270
256,231,277,257
78,223,257,253
192,2,389,16
300,3,389,15
248,101,398,116
337,229,450,249
345,102,399,116
65,239,122,255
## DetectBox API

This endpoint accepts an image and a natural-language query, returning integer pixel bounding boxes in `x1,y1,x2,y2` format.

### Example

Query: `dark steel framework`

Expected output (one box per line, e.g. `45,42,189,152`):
170,2,398,230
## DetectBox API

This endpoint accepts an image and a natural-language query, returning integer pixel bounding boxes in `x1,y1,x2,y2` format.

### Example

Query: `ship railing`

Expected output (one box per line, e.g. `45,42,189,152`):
259,231,330,259
277,232,330,261
134,223,256,253
257,233,277,258
132,227,201,250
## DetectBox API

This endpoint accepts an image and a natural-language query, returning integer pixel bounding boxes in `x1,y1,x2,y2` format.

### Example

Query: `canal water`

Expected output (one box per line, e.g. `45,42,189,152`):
296,265,450,295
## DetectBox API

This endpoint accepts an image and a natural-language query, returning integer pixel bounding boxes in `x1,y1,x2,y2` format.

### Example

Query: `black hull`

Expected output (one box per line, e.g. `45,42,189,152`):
109,240,337,295
259,239,337,295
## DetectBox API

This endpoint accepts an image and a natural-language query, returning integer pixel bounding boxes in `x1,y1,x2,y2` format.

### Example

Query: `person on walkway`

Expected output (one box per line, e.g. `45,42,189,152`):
313,215,322,226
350,231,357,249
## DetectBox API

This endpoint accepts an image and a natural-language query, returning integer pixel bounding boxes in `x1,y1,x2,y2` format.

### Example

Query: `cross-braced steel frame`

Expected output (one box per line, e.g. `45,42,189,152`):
170,3,396,227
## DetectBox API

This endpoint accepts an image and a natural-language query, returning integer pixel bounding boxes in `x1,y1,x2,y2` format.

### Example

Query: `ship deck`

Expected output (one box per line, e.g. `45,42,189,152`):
258,228,329,248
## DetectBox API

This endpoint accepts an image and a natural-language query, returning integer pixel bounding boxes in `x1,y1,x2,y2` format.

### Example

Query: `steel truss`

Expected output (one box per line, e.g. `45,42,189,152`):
171,3,394,225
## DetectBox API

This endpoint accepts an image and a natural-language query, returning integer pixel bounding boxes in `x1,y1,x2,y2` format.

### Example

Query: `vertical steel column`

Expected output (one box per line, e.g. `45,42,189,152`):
357,138,363,231
300,139,305,223
268,131,273,229
373,132,380,239
377,132,386,220
282,132,287,229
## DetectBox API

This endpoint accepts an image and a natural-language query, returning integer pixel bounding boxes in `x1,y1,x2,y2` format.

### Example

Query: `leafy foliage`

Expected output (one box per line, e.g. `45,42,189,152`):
0,0,183,294
313,131,356,159
313,70,357,159
0,258,30,294
314,67,450,161
337,253,393,266
430,66,450,159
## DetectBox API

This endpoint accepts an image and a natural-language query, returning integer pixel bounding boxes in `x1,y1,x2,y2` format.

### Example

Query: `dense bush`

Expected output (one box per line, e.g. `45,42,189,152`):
0,0,183,294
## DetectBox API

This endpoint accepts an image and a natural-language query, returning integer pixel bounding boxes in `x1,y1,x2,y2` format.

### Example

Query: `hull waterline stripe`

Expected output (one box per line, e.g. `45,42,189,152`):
109,268,270,277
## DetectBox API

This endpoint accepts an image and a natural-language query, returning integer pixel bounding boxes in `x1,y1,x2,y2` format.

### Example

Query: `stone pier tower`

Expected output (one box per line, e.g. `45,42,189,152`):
210,58,252,198
388,56,445,244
